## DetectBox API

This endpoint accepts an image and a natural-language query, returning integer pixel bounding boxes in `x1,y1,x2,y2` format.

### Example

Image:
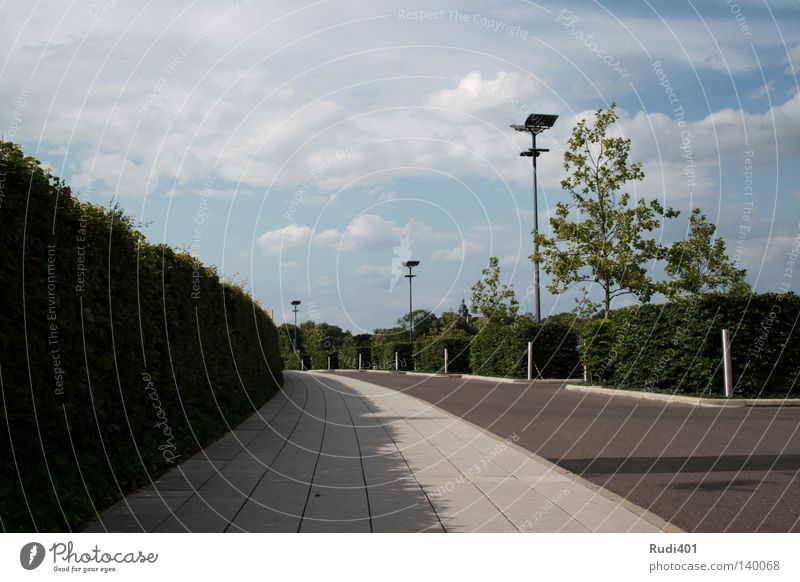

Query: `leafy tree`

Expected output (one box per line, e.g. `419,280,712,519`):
397,309,437,338
302,322,353,368
471,256,519,322
278,323,304,368
573,286,601,318
430,309,476,336
533,103,679,319
662,208,749,298
373,326,406,339
279,323,303,350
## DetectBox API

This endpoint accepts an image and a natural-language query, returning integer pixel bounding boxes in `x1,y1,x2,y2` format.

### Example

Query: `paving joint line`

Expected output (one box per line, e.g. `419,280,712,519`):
297,375,329,532
338,387,374,532
145,381,299,533
377,393,519,532
347,383,446,533
224,377,308,532
319,372,682,533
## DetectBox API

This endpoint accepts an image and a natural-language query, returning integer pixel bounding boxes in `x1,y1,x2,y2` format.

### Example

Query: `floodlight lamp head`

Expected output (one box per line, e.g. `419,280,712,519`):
511,113,558,134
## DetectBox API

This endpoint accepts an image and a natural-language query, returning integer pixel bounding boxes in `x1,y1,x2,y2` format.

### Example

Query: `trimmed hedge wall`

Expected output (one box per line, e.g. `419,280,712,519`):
468,319,582,379
370,341,413,371
339,344,370,369
580,294,800,397
414,333,472,373
0,142,283,532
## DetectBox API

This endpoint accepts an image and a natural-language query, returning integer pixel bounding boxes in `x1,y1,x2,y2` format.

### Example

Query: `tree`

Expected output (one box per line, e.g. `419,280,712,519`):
278,323,304,369
533,103,679,319
573,286,600,318
471,256,519,322
397,309,437,338
430,309,476,336
662,208,749,298
302,322,353,368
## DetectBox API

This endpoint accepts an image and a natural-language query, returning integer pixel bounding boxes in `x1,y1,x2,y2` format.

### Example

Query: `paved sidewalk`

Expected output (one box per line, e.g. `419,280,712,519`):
85,371,676,532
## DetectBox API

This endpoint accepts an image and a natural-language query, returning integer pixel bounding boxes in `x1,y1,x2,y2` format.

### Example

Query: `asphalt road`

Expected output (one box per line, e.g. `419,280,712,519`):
335,371,800,532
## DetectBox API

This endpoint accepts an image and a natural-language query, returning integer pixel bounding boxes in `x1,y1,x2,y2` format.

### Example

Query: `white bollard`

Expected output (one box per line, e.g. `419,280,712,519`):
444,348,449,374
327,356,331,371
395,351,399,371
358,352,362,371
583,364,589,383
527,341,533,381
722,329,733,397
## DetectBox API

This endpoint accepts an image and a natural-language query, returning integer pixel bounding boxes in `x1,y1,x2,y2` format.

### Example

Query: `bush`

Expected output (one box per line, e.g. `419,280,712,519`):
525,319,582,378
580,294,800,397
0,141,283,532
468,319,581,378
415,333,472,373
339,339,371,370
468,321,518,377
370,340,413,371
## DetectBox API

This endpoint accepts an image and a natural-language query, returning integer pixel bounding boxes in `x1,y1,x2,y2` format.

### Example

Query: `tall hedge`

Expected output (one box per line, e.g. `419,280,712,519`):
468,319,581,379
0,142,283,532
414,333,472,373
371,340,413,371
337,334,372,369
580,294,800,397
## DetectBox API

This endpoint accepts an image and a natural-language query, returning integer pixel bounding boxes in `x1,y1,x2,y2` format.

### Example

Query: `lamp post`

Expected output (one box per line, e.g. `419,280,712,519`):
402,260,420,343
511,113,558,323
290,300,301,366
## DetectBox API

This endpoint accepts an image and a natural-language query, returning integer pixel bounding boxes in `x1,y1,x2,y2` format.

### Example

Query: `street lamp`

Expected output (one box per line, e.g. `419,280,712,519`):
402,261,420,343
511,113,558,323
290,300,301,366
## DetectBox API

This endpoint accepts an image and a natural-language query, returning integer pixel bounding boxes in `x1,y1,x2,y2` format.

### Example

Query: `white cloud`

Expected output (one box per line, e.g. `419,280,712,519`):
72,152,158,199
425,70,542,115
341,214,405,251
261,214,439,255
257,224,312,253
431,240,485,261
315,213,409,251
749,80,775,100
315,228,343,247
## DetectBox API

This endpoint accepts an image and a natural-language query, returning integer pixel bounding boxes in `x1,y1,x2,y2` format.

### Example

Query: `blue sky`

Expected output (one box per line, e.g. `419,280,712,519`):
2,0,799,332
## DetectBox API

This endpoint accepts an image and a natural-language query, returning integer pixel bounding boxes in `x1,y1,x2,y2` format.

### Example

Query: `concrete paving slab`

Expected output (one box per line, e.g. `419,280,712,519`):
88,371,679,533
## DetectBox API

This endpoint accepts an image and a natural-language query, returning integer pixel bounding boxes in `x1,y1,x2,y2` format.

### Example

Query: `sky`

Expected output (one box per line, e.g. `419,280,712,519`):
2,0,799,333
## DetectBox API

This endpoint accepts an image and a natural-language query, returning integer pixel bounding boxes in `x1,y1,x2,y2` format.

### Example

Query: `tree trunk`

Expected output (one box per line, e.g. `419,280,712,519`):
604,283,611,319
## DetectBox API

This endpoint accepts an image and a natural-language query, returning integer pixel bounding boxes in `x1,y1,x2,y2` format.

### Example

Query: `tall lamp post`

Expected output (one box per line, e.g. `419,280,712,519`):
290,300,301,367
402,261,420,343
511,113,558,323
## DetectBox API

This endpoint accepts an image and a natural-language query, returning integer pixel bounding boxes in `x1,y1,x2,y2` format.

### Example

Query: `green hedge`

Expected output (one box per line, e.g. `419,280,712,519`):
415,333,472,373
370,341,413,371
0,142,283,532
468,319,581,379
337,343,369,370
580,294,800,397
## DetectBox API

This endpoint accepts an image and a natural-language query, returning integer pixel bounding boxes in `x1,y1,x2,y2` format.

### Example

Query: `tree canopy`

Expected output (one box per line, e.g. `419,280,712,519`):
534,103,691,318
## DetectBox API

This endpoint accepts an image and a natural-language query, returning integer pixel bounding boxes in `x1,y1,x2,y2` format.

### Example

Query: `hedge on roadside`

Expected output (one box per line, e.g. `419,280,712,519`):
579,293,800,397
414,333,472,373
468,319,581,379
339,340,371,370
370,340,413,371
0,141,283,532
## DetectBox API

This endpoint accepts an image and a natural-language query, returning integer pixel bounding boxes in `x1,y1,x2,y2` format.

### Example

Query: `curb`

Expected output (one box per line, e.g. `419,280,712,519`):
319,369,577,384
565,384,800,407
